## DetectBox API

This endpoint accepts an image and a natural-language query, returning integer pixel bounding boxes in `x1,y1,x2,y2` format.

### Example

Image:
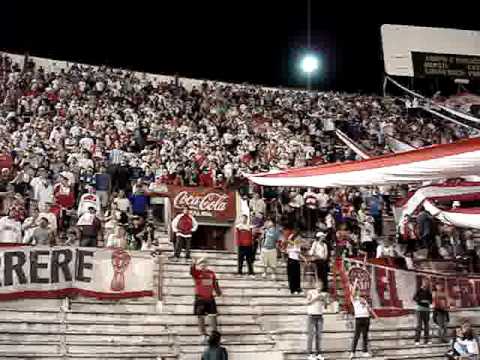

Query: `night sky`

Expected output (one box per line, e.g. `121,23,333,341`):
1,2,478,93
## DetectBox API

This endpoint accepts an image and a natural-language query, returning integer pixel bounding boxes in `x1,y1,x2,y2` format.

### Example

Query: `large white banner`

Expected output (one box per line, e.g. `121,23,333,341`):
0,246,155,300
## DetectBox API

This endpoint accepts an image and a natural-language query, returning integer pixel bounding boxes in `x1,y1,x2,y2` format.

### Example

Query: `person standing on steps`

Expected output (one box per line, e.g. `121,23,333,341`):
202,330,228,360
261,220,281,280
306,280,329,360
286,233,306,294
432,283,450,343
235,215,255,277
349,280,378,358
413,278,432,345
309,232,329,292
191,257,222,342
172,207,198,260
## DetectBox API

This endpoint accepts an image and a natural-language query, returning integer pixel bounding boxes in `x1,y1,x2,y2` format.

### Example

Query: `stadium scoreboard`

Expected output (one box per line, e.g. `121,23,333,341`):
412,52,480,79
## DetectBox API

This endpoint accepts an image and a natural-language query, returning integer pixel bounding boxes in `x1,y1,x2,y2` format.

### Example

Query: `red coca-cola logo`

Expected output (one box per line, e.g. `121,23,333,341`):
173,191,229,213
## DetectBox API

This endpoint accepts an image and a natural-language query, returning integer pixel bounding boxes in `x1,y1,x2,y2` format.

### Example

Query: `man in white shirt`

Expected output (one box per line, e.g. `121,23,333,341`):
309,232,329,291
249,193,266,217
306,281,329,360
360,216,376,258
317,189,330,212
288,190,304,225
78,187,102,217
30,169,54,206
0,210,22,243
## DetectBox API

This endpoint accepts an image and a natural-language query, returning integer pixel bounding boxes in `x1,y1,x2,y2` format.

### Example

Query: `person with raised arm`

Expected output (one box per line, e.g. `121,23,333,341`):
191,257,222,342
305,280,330,360
349,279,378,358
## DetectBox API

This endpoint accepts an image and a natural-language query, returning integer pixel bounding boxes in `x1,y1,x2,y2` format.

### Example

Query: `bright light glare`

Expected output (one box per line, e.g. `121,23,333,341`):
300,55,319,74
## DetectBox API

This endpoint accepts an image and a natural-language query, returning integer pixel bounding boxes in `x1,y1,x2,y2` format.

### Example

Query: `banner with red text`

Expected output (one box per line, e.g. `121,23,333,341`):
0,246,155,301
150,185,236,221
343,258,480,317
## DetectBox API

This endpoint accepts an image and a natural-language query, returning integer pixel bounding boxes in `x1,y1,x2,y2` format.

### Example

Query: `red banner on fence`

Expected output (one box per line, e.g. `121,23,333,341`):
339,257,480,317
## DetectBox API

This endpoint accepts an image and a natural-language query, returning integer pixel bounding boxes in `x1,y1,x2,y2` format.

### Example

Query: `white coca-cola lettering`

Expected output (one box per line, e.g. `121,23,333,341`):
173,191,229,213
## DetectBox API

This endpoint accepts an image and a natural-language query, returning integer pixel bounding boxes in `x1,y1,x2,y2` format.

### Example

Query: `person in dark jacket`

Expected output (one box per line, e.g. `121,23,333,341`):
413,278,432,344
202,331,228,360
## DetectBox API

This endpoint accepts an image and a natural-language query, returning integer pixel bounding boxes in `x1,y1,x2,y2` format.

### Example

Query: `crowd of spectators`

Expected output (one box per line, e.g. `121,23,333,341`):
0,53,478,271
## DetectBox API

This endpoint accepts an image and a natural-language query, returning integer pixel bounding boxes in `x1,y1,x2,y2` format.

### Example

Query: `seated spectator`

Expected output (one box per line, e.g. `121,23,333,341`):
453,326,479,360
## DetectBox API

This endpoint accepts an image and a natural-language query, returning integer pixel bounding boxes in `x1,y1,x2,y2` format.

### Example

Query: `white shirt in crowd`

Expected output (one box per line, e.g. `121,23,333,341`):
106,233,126,248
317,192,330,208
360,223,375,243
289,193,304,209
457,338,480,355
38,211,58,233
240,198,250,218
352,299,370,318
22,216,38,243
77,193,102,217
79,137,94,152
307,289,328,315
323,117,336,132
30,178,54,205
250,198,266,215
325,214,335,229
114,198,132,213
376,243,396,258
78,157,95,170
287,244,302,261
0,216,22,243
309,240,328,260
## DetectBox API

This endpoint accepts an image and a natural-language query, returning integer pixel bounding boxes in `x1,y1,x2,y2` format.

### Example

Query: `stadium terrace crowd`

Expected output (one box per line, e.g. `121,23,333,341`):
0,54,478,262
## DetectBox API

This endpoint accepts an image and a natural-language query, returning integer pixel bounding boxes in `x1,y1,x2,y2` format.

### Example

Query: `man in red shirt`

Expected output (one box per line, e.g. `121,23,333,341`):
172,207,198,260
235,214,254,277
191,257,222,339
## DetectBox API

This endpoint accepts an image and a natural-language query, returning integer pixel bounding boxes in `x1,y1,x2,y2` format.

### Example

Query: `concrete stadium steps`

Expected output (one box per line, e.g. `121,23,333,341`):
0,356,176,360
163,294,308,306
284,343,449,360
164,262,288,275
0,224,473,360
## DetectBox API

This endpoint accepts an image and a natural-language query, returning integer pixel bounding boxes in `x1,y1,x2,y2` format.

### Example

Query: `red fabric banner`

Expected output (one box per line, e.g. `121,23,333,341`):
339,257,480,317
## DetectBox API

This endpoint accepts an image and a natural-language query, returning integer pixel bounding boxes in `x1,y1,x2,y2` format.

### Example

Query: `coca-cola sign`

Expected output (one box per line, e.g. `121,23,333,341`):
150,185,236,221
174,191,229,213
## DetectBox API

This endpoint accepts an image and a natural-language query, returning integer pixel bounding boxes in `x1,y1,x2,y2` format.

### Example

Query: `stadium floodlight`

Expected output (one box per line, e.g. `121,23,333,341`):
300,54,319,74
